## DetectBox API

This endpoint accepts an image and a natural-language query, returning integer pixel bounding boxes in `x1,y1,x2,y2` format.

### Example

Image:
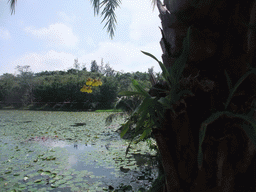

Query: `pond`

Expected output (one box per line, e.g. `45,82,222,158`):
0,110,158,192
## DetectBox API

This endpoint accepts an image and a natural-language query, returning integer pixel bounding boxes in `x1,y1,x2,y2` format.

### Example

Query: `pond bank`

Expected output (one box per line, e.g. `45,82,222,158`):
0,102,123,112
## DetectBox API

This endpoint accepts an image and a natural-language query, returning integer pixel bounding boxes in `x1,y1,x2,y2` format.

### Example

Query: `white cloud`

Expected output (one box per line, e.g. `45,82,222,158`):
119,0,161,42
0,27,11,40
11,50,76,73
24,23,78,48
10,39,162,75
79,41,162,73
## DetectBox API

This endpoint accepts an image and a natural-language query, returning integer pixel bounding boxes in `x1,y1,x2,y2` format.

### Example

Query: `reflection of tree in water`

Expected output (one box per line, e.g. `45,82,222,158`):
74,144,78,149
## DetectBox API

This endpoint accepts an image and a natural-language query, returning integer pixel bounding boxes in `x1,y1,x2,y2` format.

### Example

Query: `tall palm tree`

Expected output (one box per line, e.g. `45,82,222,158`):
9,0,256,191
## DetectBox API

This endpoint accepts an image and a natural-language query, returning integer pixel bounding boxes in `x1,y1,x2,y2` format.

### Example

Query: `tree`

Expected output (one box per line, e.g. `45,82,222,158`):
16,65,34,105
0,73,16,103
98,58,105,74
90,60,99,72
74,58,80,70
104,63,115,77
9,0,256,191
151,0,256,191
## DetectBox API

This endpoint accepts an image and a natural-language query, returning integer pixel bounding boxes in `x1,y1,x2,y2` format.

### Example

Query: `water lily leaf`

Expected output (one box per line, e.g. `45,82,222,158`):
41,171,51,176
54,175,63,180
34,179,42,183
37,170,44,174
51,184,58,188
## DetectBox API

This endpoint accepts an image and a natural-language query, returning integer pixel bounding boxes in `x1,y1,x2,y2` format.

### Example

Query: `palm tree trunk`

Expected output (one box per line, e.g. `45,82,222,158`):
153,0,256,191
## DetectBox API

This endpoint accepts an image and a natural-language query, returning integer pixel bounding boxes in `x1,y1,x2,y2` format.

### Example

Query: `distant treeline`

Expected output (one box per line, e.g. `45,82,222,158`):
0,60,161,111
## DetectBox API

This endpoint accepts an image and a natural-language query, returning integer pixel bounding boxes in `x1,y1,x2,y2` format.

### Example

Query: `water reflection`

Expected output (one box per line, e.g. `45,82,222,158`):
17,137,158,191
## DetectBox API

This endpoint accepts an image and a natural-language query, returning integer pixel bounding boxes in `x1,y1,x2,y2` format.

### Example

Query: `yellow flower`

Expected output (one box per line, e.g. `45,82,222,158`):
97,79,102,86
86,78,93,86
87,86,92,93
80,85,88,92
91,79,98,87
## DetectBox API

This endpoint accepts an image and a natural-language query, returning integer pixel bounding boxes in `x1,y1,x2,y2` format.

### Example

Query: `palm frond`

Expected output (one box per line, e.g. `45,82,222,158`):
99,0,121,39
150,0,158,11
90,0,100,16
8,0,17,15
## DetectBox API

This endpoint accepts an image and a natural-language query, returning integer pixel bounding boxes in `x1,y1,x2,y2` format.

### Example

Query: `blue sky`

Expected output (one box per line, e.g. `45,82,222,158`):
0,0,163,76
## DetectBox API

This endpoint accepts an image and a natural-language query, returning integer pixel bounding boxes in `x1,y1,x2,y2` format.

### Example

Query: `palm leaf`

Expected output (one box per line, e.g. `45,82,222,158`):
150,0,158,11
8,0,17,14
99,0,121,39
90,0,100,15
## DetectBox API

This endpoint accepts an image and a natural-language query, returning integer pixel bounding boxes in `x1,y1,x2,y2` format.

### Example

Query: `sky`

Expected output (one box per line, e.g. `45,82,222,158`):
0,0,163,76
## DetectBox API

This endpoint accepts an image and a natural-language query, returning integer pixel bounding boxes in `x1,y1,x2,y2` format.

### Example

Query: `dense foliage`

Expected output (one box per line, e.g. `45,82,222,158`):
0,61,157,111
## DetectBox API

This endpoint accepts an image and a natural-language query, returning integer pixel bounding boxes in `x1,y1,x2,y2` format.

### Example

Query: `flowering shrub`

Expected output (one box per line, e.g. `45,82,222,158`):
80,78,102,93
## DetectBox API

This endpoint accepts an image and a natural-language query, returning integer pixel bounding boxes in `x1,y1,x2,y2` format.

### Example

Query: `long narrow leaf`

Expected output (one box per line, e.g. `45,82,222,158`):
198,111,226,168
131,79,150,98
137,97,154,115
139,129,152,141
120,121,130,138
118,90,144,96
198,111,256,168
171,26,191,83
125,138,134,156
225,68,256,109
158,60,174,86
224,70,232,91
141,51,174,87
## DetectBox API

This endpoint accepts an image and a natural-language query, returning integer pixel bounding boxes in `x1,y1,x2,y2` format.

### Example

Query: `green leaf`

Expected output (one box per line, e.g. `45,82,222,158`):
139,129,152,141
224,70,232,91
136,97,153,115
125,140,133,156
90,0,100,16
158,97,171,108
34,179,42,183
198,111,256,168
198,111,226,168
171,26,191,83
141,50,173,87
140,50,160,63
177,89,194,98
120,121,130,138
118,91,142,96
131,79,150,98
225,68,256,109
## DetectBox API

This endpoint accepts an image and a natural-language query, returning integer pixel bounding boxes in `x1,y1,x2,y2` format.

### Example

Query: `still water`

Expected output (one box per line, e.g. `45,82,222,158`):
0,110,158,191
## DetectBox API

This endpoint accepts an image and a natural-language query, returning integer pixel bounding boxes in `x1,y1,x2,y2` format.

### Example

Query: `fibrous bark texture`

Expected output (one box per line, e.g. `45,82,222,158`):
153,0,256,191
